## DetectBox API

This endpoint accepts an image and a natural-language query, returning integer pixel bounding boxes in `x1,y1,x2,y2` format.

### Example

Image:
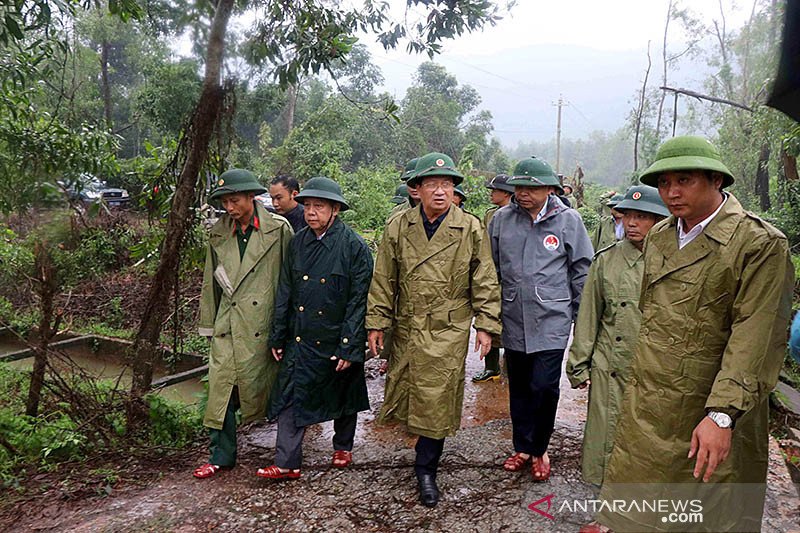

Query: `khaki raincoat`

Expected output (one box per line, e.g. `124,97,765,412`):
198,203,293,429
597,195,794,532
366,206,502,439
590,215,619,251
566,239,644,485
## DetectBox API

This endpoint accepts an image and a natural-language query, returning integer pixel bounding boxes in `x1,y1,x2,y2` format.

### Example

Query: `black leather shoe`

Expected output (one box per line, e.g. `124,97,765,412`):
417,474,439,508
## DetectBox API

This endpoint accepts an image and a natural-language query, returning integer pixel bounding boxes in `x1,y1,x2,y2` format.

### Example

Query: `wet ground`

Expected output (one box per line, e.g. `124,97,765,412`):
7,334,800,532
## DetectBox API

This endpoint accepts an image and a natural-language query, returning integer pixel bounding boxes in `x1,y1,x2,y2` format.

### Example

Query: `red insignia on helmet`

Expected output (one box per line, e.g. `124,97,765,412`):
436,158,445,167
632,191,642,200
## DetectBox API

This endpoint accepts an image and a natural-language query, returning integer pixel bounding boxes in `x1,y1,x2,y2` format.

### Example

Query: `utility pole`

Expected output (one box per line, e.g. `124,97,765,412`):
554,95,564,173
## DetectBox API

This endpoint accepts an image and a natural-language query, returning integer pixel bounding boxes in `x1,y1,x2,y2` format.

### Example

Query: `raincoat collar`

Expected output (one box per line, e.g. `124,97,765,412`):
620,238,643,267
300,216,344,250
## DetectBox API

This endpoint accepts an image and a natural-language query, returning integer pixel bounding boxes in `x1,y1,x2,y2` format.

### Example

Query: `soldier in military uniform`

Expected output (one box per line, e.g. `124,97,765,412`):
472,174,515,383
387,157,420,222
194,169,293,479
391,183,409,206
257,177,373,480
367,152,502,507
488,157,593,482
566,185,668,486
587,136,794,533
452,184,467,208
590,193,624,251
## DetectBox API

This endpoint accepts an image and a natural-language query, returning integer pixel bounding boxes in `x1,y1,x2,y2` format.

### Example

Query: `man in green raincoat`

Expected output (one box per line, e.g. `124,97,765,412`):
587,136,794,532
194,169,293,479
590,193,624,251
566,185,668,486
367,152,502,508
256,177,373,480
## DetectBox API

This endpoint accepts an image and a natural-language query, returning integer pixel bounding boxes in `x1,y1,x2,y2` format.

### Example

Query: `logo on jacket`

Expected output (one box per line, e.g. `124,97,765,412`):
543,234,560,251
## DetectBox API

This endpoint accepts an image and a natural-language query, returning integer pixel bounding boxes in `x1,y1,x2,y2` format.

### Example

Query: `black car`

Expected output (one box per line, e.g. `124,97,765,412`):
61,175,131,208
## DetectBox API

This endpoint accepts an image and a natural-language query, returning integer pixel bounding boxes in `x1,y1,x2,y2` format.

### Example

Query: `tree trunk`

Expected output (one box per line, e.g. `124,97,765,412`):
634,42,652,172
783,149,799,182
655,0,673,138
755,143,771,211
25,243,57,417
127,0,235,427
282,82,298,136
101,39,112,130
573,165,585,208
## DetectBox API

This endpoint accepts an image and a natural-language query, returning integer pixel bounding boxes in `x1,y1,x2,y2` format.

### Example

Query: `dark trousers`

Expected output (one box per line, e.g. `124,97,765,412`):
484,346,501,372
209,387,239,467
414,436,445,478
505,348,563,457
275,402,357,470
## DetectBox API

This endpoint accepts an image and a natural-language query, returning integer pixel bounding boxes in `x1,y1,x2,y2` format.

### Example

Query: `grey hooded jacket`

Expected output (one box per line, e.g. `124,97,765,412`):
488,195,593,353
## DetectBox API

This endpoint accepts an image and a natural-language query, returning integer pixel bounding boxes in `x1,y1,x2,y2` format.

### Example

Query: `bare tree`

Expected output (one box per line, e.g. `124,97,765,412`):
633,42,652,172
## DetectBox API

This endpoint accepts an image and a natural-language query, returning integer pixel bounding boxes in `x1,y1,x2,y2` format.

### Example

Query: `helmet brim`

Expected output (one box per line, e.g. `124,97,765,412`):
407,167,464,187
640,155,734,188
209,184,267,201
615,198,671,217
295,189,350,211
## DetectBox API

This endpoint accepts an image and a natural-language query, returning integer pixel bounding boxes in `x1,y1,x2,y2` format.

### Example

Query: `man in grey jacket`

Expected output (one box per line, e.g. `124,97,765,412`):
488,156,593,481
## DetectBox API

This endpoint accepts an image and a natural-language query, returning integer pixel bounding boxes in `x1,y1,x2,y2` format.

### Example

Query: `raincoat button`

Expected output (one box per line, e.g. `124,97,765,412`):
642,327,649,336
658,388,665,396
668,337,675,345
255,332,260,337
252,301,258,306
342,338,349,344
615,336,622,342
299,306,305,312
231,302,237,307
611,371,617,378
320,278,326,284
680,283,687,291
318,310,324,316
220,333,226,338
296,336,301,342
316,341,321,346
620,302,626,307
303,275,309,281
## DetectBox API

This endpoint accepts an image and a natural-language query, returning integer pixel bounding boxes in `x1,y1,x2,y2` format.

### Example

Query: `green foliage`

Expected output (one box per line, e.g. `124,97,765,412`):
145,394,203,448
577,206,601,234
338,165,398,241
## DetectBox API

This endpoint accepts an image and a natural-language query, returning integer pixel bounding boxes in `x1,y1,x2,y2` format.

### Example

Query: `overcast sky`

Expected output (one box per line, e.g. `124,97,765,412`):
356,0,754,146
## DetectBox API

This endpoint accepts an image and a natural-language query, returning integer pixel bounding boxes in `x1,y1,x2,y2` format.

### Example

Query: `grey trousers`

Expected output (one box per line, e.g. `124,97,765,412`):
275,402,358,469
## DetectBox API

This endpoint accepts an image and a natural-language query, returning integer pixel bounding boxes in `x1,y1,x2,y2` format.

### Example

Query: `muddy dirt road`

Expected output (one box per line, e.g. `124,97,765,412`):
8,337,799,532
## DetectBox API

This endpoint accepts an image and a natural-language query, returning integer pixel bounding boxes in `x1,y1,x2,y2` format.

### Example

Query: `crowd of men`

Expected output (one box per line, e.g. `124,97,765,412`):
191,135,793,532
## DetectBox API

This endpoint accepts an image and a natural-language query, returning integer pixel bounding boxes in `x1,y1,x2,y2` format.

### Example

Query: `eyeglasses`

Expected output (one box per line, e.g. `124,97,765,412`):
420,181,455,191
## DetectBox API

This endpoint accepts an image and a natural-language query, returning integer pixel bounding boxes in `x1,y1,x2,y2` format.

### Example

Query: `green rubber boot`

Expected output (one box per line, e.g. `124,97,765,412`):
472,348,501,382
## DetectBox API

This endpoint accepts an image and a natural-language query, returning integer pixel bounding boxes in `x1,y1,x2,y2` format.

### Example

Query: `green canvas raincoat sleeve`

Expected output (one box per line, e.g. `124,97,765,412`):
566,252,605,387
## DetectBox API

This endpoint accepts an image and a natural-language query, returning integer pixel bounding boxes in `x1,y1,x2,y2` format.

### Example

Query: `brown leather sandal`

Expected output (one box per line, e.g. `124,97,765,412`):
332,450,353,468
503,452,531,472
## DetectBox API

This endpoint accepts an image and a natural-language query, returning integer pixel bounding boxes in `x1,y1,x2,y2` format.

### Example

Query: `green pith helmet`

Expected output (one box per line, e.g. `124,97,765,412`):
614,185,670,218
295,176,349,211
507,157,562,194
209,168,267,200
607,193,625,208
640,135,734,188
407,152,465,187
401,157,420,182
484,174,515,194
454,184,467,201
391,183,409,204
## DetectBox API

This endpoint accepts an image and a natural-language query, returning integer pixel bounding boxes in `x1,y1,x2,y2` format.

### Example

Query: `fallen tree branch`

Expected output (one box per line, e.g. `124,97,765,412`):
660,85,754,112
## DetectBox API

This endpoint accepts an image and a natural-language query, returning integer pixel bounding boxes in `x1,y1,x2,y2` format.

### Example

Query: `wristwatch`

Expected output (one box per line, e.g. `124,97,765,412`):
707,411,733,429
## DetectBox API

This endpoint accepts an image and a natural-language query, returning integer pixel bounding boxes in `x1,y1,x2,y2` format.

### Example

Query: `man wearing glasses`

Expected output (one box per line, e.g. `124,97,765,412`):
367,152,502,508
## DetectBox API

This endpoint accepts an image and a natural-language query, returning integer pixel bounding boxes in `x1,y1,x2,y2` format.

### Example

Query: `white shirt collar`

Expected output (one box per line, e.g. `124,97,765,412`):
533,198,549,224
676,193,727,249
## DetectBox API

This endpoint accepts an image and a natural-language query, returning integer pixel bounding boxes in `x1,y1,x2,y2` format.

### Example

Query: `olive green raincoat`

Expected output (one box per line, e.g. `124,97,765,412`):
198,203,293,429
597,195,794,532
366,206,502,439
566,239,644,485
590,215,619,251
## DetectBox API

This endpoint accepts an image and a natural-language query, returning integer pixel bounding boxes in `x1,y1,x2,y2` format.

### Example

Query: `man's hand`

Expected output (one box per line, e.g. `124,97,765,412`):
688,416,732,482
330,356,352,372
578,379,591,389
367,330,384,358
271,347,284,361
474,330,492,358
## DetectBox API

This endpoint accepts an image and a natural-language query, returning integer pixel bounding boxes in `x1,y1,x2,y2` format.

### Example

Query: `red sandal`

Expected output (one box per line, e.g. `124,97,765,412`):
256,465,301,480
193,463,221,479
332,450,353,468
503,452,531,472
531,456,551,482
